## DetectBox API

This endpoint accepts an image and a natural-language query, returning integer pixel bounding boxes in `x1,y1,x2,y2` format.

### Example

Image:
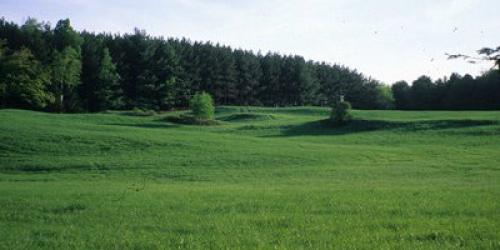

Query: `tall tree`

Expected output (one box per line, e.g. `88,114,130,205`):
137,40,180,110
0,48,53,109
94,48,121,111
391,81,411,110
80,33,102,111
217,46,237,105
234,49,262,105
20,17,500,111
51,46,82,111
410,76,435,110
20,18,52,63
116,29,149,108
50,19,83,111
53,19,83,53
260,53,282,106
375,84,394,110
0,40,7,107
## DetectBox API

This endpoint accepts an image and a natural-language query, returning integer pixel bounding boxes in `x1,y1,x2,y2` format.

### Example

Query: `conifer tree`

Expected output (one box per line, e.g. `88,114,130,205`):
95,48,121,110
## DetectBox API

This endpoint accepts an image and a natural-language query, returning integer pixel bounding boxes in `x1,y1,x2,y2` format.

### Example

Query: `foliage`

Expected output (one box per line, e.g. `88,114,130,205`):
410,75,436,110
136,40,181,110
95,48,122,110
330,100,352,124
50,46,82,111
0,48,54,109
0,40,5,106
478,46,500,70
392,72,500,110
234,49,263,105
0,17,394,112
190,92,215,120
375,85,394,109
391,81,411,109
53,18,83,53
447,45,500,71
0,17,498,112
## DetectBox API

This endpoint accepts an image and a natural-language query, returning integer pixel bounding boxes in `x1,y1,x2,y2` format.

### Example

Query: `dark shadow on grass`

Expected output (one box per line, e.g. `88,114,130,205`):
107,109,157,116
148,172,210,182
2,163,111,173
219,113,277,122
51,203,86,214
265,119,498,137
162,115,221,126
102,122,179,129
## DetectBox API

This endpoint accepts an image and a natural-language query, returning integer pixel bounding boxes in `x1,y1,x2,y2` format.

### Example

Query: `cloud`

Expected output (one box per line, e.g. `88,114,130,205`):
426,0,480,23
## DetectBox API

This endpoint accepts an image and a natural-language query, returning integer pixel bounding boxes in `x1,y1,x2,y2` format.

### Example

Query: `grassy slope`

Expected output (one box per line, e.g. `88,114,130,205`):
0,107,499,249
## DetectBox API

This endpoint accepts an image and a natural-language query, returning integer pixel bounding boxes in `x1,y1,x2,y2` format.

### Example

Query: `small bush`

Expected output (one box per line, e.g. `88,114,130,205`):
190,92,214,120
330,101,352,124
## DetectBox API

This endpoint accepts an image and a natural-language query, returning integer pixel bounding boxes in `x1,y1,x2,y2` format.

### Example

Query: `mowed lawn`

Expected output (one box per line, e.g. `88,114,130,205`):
0,107,499,249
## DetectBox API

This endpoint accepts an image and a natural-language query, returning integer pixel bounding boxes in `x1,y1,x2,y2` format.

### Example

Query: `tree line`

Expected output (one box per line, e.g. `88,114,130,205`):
0,17,393,112
0,17,498,112
392,47,500,110
392,70,500,110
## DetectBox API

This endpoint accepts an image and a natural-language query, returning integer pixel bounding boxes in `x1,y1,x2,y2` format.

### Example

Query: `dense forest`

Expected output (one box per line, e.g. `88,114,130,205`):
0,17,499,112
392,71,500,110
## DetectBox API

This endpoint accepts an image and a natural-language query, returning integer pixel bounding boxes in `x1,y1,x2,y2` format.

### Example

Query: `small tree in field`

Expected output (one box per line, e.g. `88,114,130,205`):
190,92,214,120
330,100,352,124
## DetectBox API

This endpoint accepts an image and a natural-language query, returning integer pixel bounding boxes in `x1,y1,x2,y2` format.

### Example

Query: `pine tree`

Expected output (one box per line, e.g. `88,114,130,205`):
80,33,102,111
391,81,411,110
260,53,282,106
218,46,237,105
234,50,262,105
411,76,435,110
0,40,6,107
94,47,121,110
137,40,181,110
119,29,149,108
53,19,83,53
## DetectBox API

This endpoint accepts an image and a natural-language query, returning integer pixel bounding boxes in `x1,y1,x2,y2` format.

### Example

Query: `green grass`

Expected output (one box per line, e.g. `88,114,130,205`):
1,106,500,249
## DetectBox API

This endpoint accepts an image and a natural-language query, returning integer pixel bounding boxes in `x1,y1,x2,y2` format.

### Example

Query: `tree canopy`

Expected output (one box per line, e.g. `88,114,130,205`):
0,17,498,111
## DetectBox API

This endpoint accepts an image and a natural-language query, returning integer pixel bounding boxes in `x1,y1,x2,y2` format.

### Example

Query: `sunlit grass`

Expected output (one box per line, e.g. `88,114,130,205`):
1,107,499,249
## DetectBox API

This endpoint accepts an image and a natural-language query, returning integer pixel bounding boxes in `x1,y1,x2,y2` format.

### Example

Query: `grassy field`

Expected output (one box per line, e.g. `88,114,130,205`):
1,107,500,249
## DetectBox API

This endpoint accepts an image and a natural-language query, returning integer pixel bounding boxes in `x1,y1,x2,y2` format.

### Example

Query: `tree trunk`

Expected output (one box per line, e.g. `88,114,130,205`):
60,83,64,112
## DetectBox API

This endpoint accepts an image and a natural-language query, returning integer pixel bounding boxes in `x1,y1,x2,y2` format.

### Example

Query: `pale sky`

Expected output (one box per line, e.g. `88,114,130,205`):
1,0,499,84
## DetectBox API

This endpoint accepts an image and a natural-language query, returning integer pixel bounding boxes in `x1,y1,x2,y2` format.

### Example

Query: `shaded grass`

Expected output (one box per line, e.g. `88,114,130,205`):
219,113,277,122
272,119,499,137
164,114,222,126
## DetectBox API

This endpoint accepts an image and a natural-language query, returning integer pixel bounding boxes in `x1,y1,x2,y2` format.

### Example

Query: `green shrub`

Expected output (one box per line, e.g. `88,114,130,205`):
330,101,352,124
190,92,214,120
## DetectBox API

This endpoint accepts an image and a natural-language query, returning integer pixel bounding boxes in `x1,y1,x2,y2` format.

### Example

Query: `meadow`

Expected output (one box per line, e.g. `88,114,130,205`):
0,107,499,249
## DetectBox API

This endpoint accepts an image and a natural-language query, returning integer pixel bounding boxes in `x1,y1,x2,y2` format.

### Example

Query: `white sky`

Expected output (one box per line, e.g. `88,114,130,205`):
1,0,499,83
